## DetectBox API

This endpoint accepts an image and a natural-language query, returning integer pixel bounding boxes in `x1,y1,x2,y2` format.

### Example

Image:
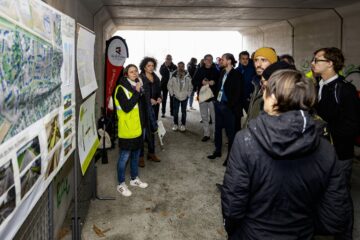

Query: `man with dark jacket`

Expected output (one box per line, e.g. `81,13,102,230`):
313,47,360,240
207,53,243,166
160,54,177,118
187,57,198,110
235,51,256,113
192,54,220,142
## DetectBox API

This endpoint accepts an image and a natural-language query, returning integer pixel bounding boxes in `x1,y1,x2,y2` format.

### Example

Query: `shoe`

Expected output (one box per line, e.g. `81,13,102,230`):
200,120,203,123
207,152,221,159
172,125,178,131
201,136,210,142
190,107,196,110
147,153,161,162
130,177,148,188
161,114,165,118
138,157,145,167
179,125,186,132
117,183,132,197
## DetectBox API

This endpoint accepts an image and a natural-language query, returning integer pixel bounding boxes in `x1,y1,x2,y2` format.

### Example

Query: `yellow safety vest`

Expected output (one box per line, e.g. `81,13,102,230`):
114,85,142,139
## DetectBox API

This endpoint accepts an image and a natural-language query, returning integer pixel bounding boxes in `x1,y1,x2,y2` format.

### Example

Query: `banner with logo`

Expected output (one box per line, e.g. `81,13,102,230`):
105,36,129,112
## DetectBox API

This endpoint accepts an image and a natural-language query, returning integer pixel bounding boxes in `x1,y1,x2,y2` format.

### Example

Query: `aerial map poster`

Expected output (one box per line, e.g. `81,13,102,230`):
0,0,75,238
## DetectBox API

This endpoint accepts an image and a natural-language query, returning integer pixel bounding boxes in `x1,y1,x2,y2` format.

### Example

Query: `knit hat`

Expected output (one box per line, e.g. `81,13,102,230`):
262,61,296,81
254,47,278,64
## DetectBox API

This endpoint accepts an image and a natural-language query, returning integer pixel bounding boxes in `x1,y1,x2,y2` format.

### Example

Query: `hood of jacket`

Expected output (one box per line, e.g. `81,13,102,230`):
248,110,319,159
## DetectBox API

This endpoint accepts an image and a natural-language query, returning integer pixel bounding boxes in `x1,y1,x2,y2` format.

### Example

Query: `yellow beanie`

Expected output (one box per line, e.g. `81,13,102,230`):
254,47,278,64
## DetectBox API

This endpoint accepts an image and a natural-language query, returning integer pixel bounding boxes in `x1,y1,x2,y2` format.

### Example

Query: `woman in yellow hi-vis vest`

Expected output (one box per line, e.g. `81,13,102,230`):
115,64,148,197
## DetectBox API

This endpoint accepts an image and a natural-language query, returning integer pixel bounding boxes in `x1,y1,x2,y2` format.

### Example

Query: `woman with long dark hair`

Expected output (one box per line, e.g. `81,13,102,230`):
138,57,162,166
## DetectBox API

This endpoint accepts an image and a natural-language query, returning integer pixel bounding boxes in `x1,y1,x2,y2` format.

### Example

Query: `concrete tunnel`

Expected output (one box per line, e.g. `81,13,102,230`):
2,0,360,239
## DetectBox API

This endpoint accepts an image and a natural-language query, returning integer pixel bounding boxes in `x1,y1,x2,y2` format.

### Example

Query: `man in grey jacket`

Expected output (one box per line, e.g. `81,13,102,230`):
167,62,193,132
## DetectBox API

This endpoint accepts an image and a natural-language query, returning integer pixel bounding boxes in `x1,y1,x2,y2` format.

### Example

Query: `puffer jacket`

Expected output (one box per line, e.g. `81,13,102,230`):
222,110,351,240
167,70,193,101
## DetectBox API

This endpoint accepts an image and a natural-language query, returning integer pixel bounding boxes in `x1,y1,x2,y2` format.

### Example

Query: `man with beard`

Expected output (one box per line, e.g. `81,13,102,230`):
243,47,278,127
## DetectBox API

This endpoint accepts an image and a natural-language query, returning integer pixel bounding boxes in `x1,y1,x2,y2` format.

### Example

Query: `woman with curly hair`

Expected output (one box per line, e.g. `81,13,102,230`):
138,57,162,167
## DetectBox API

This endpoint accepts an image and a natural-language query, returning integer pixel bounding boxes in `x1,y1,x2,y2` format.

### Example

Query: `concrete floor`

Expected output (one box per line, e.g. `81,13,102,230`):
80,104,360,240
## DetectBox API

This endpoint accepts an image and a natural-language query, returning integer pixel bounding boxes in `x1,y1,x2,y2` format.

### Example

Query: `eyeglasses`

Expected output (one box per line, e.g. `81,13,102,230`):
311,58,330,64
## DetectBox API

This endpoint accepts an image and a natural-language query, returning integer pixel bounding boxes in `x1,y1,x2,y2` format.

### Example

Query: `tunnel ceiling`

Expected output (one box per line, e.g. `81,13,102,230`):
84,0,359,30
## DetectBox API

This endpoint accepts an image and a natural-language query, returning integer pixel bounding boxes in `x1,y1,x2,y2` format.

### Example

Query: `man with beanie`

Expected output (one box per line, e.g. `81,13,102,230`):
243,47,278,127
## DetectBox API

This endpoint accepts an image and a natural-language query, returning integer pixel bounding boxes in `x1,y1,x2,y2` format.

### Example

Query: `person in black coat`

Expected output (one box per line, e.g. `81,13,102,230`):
207,53,243,165
138,57,162,167
221,69,351,239
187,57,198,110
115,64,150,197
159,54,177,117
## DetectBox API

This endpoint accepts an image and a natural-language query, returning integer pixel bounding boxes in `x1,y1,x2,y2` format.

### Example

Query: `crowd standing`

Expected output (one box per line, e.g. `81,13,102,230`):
113,46,360,239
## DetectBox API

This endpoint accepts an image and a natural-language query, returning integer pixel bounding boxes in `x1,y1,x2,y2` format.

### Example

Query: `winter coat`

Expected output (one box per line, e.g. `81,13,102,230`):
216,68,244,118
167,70,193,101
115,77,145,150
316,75,360,160
160,62,177,90
222,110,351,240
187,62,197,79
141,72,162,102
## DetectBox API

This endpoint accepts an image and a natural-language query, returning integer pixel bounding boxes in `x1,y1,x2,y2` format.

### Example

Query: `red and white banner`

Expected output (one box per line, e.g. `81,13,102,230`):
105,36,129,113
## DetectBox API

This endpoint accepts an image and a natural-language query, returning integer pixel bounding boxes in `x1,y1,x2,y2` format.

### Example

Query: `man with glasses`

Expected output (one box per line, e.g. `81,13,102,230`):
313,47,360,240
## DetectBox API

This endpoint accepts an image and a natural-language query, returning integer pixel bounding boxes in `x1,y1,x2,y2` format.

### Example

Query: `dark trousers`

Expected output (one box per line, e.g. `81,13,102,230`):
153,104,159,121
214,101,236,159
140,128,155,157
161,88,174,115
173,98,188,125
335,158,354,240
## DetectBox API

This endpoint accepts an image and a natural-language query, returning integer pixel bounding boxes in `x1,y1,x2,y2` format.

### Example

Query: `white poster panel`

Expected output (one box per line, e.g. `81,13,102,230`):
78,93,99,175
77,26,98,99
0,0,75,238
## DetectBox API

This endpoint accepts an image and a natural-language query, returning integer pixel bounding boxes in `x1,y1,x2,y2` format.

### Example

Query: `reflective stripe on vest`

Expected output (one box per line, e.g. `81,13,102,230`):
114,84,142,139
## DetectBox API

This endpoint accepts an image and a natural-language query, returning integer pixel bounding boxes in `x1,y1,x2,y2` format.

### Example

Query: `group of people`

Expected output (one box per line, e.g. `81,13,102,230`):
113,46,360,239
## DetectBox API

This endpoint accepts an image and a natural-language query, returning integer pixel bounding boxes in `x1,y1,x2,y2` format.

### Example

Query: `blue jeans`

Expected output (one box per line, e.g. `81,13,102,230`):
117,149,141,184
173,98,188,125
188,90,195,108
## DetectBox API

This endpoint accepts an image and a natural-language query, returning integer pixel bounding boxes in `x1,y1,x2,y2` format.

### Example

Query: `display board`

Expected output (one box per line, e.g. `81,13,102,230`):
77,93,99,175
77,25,98,99
0,0,75,238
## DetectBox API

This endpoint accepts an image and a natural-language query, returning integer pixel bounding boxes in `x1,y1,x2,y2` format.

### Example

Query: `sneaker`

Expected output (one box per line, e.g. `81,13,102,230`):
172,125,178,131
179,125,186,132
190,107,196,110
117,183,132,197
130,177,148,188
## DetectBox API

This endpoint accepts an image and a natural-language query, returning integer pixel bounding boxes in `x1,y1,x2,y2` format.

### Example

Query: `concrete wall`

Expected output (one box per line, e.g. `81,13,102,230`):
94,8,116,118
241,21,292,58
241,1,360,72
